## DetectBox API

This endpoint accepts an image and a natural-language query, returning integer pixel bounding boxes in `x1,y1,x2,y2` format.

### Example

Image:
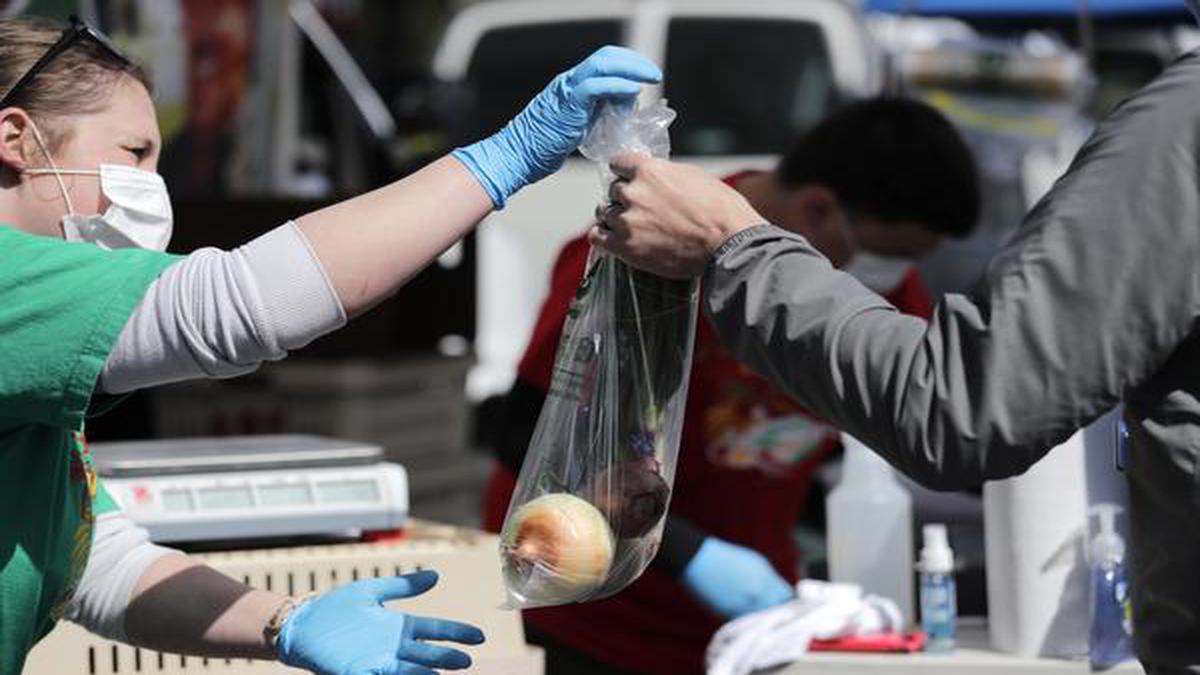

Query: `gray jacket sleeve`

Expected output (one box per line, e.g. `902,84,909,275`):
704,53,1200,490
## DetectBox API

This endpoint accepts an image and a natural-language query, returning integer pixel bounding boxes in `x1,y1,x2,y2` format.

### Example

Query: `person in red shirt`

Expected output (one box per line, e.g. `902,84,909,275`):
483,98,981,674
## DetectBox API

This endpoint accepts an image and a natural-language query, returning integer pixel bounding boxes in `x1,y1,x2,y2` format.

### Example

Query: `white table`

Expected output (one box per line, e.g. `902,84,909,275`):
774,623,1144,674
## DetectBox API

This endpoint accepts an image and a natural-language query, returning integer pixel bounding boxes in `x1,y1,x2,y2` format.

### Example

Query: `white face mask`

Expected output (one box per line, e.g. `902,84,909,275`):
24,125,173,252
842,250,914,294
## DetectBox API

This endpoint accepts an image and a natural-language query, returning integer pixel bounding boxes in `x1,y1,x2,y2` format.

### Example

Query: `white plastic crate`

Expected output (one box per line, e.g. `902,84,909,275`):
24,522,541,675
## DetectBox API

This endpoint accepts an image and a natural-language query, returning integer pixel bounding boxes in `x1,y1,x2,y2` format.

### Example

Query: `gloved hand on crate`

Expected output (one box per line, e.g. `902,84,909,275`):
452,45,662,208
277,570,484,674
682,537,797,620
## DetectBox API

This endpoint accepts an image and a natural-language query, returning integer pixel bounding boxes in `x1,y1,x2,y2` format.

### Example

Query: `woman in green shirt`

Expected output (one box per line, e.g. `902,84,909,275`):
0,15,661,675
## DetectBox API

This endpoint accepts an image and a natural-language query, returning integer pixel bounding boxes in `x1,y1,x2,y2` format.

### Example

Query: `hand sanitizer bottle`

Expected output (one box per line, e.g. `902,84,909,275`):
1088,503,1134,670
919,523,957,653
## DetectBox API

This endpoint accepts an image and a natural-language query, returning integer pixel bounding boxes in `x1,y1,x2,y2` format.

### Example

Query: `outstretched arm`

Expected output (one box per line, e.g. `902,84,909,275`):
594,55,1200,489
100,46,662,394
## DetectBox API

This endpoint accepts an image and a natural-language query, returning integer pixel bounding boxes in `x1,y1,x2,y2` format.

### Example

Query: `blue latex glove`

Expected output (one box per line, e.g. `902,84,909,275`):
681,538,796,620
452,45,662,208
277,570,485,675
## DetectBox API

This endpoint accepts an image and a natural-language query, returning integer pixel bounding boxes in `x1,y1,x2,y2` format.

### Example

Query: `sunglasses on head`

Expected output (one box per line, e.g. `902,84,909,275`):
0,15,131,110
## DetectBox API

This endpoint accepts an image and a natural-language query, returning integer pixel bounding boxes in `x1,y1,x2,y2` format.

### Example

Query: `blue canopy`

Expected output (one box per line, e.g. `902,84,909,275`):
864,0,1187,18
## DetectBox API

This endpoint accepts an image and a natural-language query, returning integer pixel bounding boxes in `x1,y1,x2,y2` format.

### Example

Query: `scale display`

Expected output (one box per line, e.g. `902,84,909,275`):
162,489,194,512
198,486,255,509
317,480,380,504
257,483,313,508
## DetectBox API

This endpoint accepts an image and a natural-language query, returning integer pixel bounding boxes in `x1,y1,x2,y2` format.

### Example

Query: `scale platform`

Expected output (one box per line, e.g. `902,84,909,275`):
92,435,408,544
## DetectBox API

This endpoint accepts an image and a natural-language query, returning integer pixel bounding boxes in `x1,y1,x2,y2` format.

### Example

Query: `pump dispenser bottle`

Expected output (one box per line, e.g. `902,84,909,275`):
827,432,914,626
919,523,957,653
1088,503,1134,670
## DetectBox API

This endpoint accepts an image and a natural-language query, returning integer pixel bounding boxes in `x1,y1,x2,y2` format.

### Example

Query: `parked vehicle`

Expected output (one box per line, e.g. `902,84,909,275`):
431,0,883,401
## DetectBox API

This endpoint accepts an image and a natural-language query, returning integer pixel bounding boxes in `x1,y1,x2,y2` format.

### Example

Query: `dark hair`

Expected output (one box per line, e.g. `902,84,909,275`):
776,97,980,238
0,17,153,153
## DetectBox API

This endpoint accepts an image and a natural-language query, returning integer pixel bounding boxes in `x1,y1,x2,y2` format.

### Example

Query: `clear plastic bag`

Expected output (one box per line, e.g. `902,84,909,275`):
498,99,699,609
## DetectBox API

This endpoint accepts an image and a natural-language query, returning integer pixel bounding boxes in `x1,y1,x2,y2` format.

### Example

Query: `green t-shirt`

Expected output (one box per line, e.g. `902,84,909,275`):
0,226,180,674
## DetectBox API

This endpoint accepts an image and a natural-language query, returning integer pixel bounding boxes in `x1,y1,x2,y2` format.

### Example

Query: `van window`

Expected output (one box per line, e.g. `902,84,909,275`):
462,21,623,141
665,18,835,156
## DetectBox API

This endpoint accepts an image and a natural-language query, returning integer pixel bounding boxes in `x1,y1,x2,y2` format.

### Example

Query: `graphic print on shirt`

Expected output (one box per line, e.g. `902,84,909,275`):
702,370,835,477
50,431,98,621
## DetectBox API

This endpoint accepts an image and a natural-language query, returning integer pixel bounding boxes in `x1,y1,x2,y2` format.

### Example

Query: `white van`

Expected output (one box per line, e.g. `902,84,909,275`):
431,0,882,400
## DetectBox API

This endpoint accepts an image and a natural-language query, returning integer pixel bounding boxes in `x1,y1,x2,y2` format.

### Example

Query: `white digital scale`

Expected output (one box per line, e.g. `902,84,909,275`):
92,435,408,544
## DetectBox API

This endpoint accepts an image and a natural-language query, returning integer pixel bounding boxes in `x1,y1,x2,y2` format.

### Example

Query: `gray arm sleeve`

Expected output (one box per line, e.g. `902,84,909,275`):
63,513,182,642
704,53,1200,490
100,222,347,394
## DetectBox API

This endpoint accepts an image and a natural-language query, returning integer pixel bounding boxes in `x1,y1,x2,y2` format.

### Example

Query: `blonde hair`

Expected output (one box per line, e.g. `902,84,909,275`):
0,16,152,153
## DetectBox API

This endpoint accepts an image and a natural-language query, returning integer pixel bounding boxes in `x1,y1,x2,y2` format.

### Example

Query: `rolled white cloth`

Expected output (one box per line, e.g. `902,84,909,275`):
706,580,903,675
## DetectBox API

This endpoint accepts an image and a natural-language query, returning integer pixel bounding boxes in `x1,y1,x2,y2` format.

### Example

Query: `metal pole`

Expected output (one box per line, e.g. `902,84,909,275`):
1076,0,1097,66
